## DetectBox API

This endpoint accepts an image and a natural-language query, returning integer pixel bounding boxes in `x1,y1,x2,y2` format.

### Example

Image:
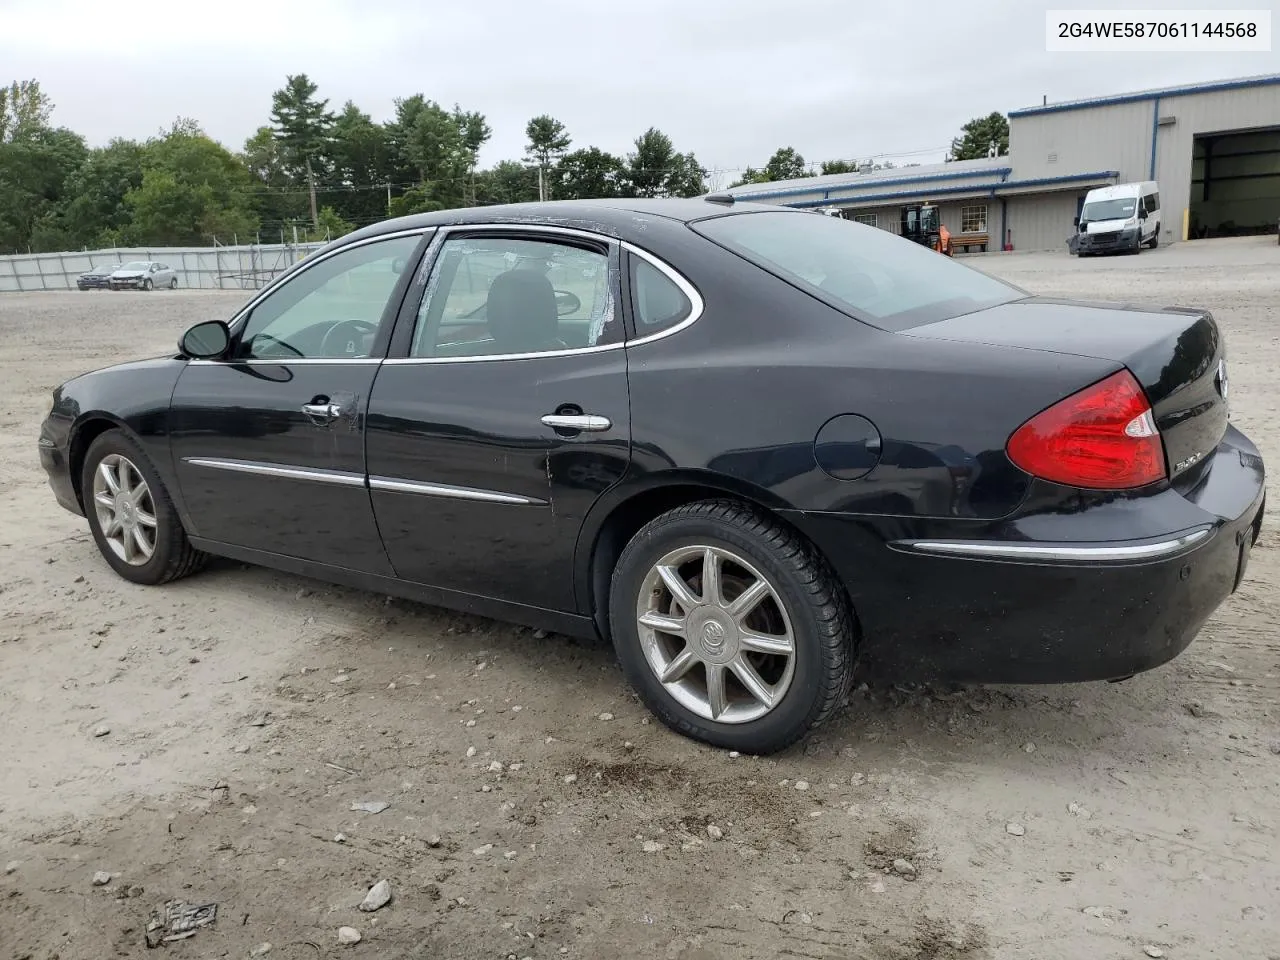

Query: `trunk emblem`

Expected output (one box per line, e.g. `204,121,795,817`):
1216,359,1229,400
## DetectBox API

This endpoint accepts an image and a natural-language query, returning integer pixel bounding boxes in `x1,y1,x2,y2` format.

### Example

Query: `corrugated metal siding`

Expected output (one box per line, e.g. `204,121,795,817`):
1005,193,1082,251
1010,100,1153,182
1152,85,1280,239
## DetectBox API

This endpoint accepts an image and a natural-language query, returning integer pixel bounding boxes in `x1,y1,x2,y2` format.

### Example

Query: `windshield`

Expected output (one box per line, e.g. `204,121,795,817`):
1080,198,1136,222
693,211,1023,331
120,261,150,271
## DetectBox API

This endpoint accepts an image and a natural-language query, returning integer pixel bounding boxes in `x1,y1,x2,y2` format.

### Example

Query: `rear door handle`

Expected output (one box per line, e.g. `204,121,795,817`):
302,401,343,423
541,414,611,432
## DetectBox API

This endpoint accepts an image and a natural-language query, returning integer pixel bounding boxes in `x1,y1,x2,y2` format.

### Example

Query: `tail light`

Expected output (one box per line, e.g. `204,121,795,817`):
1006,370,1166,490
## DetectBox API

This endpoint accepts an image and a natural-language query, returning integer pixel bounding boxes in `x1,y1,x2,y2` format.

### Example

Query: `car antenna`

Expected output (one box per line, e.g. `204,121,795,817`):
703,193,736,205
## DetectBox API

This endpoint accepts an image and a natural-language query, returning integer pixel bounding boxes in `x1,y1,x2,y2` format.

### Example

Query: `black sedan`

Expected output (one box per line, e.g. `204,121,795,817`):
38,198,1266,753
76,263,121,290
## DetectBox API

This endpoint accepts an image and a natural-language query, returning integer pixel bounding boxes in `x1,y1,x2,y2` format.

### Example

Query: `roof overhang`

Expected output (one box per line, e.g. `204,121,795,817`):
779,171,1120,209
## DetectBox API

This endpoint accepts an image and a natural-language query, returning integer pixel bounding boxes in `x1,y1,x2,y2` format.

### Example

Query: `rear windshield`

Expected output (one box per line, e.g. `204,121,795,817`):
692,211,1024,330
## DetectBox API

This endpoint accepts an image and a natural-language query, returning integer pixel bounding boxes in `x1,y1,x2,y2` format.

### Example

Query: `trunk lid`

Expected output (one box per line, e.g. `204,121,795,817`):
901,297,1228,480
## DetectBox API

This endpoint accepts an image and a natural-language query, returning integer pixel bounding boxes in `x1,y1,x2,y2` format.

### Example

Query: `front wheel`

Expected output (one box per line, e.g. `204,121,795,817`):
81,429,206,585
170,277,178,289
142,278,153,291
609,500,856,753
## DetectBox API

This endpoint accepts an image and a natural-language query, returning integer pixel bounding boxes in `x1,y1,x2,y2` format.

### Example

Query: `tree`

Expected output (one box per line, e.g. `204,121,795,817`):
474,160,538,206
454,107,491,205
307,205,354,242
330,102,395,224
241,125,304,234
763,147,810,181
59,138,147,247
555,147,626,200
270,74,335,227
524,115,570,200
0,79,53,143
820,159,858,175
950,112,1009,161
402,100,469,207
626,128,706,198
0,127,88,253
124,126,258,244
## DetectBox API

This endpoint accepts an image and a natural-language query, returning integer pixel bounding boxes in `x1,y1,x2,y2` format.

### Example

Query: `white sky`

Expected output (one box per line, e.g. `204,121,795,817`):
3,0,1278,187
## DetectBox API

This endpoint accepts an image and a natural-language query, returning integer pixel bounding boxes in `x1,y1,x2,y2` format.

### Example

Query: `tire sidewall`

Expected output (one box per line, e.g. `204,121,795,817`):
610,512,838,752
81,429,179,584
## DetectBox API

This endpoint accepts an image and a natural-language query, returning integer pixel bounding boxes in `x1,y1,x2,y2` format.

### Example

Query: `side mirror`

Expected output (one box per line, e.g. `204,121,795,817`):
179,320,231,360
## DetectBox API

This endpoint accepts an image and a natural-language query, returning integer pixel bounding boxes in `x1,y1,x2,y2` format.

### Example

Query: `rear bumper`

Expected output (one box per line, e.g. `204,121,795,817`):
786,425,1266,684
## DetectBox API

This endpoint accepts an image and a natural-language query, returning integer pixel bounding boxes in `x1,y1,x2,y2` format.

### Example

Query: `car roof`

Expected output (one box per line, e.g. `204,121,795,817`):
338,197,790,247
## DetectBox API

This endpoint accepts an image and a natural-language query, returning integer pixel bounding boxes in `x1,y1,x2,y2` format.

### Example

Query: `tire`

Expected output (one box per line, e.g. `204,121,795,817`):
143,278,153,291
81,429,206,586
608,499,856,753
170,277,178,289
1149,229,1159,249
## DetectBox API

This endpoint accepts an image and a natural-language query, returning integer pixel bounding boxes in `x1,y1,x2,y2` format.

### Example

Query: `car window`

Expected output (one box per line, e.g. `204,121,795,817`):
631,256,692,335
692,211,1023,331
237,235,419,360
410,236,616,359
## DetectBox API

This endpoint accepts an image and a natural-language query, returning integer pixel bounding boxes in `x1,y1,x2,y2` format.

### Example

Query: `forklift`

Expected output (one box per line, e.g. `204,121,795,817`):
899,203,953,255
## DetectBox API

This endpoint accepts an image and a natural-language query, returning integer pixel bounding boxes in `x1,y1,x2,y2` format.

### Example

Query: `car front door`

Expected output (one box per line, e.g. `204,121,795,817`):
365,227,631,613
168,229,430,574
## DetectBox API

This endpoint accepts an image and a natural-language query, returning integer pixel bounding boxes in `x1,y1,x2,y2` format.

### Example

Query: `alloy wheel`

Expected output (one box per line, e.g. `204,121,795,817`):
635,544,796,724
91,453,158,565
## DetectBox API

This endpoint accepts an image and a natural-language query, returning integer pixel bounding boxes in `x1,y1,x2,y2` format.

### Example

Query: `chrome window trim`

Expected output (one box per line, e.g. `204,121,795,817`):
182,457,366,487
382,224,705,365
188,358,383,366
368,476,545,506
892,528,1210,563
224,227,435,337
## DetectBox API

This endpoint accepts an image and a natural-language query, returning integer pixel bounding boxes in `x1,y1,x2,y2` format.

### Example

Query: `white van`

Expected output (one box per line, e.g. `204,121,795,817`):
1073,181,1161,256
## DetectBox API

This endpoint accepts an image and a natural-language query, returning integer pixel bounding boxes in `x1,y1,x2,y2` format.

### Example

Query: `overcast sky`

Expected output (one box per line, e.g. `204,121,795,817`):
5,0,1278,187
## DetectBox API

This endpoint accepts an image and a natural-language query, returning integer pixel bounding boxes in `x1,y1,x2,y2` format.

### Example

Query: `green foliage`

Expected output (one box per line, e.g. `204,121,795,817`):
0,79,53,143
555,147,626,200
950,112,1009,161
123,126,258,244
0,73,720,252
627,128,706,198
820,159,858,175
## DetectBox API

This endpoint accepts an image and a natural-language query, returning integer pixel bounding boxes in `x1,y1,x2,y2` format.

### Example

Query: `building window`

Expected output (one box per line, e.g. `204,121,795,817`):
851,213,878,227
961,205,987,233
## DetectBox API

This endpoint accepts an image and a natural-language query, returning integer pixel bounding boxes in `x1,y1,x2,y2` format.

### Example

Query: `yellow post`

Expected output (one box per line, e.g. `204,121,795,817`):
1182,207,1190,241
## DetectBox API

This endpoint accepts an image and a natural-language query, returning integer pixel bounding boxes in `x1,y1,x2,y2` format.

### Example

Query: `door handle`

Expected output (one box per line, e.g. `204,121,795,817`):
302,401,343,423
541,413,611,432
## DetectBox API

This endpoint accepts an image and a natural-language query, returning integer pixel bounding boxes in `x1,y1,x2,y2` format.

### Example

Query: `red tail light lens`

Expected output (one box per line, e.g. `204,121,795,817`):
1007,370,1166,490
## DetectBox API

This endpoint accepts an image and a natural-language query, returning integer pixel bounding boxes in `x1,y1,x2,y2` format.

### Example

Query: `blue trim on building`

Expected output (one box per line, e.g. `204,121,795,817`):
1010,74,1280,117
780,171,1119,209
1149,97,1160,180
730,166,1013,203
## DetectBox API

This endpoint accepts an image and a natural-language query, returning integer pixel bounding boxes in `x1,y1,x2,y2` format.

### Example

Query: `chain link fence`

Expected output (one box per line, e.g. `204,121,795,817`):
0,241,329,293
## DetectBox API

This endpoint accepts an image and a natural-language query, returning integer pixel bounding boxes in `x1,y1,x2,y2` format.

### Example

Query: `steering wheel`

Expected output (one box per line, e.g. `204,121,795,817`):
320,319,380,357
553,290,581,316
249,333,304,358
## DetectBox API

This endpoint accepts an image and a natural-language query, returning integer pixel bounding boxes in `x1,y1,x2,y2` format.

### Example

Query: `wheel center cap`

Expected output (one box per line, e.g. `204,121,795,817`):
116,497,134,523
689,608,738,665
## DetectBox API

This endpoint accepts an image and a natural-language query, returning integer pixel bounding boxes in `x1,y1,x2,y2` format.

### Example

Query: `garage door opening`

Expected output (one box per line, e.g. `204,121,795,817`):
1190,126,1280,239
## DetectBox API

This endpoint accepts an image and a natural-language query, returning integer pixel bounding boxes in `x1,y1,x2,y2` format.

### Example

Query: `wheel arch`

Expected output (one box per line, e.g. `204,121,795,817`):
576,470,828,641
68,413,134,510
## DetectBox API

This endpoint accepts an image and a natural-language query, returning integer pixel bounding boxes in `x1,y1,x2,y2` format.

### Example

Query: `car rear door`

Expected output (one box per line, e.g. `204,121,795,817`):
168,229,430,574
365,226,631,613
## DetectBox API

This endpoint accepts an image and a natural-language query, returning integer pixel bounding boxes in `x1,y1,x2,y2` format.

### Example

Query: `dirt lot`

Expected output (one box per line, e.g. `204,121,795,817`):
1,238,1278,960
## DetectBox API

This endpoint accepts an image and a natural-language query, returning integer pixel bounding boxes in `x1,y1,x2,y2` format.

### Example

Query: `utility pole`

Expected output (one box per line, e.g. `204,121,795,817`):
538,165,545,202
386,182,392,213
306,157,319,228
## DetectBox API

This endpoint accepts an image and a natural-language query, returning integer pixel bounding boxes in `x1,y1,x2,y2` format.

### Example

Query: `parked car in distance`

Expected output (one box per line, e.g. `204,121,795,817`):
110,261,177,291
76,263,122,290
1074,180,1162,255
39,198,1265,754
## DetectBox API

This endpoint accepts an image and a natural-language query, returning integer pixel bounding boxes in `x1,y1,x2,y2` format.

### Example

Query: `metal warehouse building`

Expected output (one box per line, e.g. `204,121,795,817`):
723,73,1280,252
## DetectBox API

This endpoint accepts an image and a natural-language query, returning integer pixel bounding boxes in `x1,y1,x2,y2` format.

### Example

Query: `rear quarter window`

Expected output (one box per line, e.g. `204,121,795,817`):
630,255,693,335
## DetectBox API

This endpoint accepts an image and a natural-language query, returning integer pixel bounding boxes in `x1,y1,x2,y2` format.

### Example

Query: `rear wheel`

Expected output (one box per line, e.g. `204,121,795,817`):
81,429,205,585
1149,228,1159,249
609,500,855,753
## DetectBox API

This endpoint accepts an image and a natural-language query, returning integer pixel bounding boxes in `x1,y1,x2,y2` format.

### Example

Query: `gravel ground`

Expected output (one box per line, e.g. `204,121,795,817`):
1,238,1277,960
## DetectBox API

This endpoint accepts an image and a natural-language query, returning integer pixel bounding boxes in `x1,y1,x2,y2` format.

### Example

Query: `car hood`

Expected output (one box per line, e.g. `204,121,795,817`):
1084,218,1135,234
112,271,146,278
